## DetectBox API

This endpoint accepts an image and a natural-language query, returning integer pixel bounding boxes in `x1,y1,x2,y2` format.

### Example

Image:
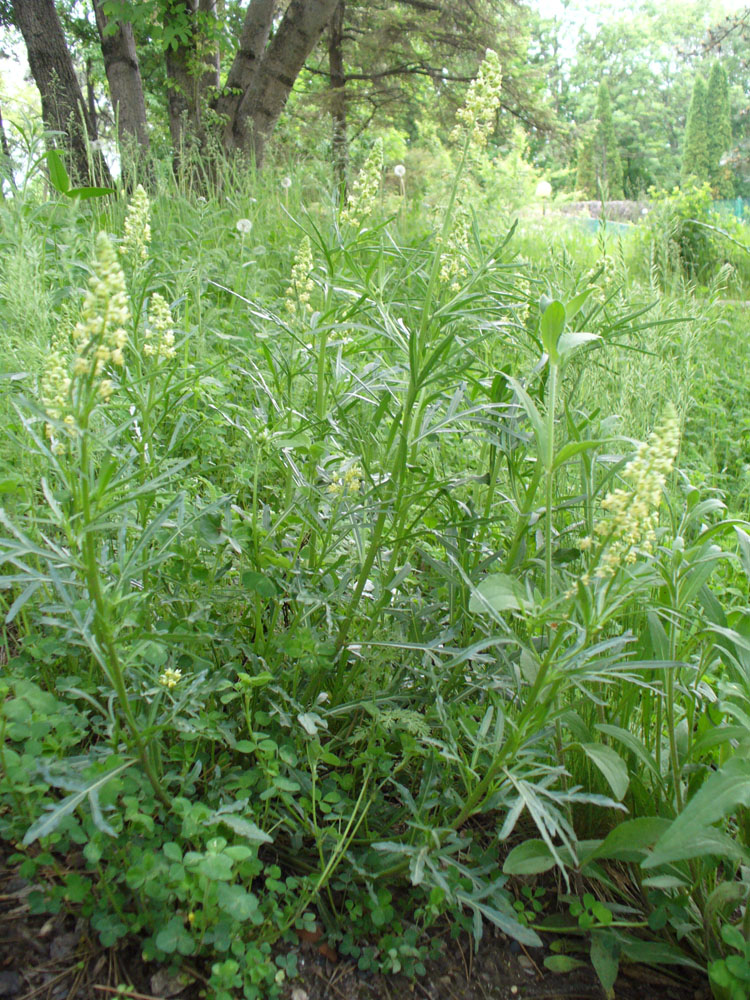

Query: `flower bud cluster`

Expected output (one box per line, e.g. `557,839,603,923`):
143,293,176,361
72,232,130,375
515,275,532,324
582,409,680,578
586,254,618,303
438,209,471,292
159,667,182,689
40,342,72,449
327,462,363,497
40,233,131,451
285,236,315,318
121,184,151,264
451,50,503,150
340,138,383,228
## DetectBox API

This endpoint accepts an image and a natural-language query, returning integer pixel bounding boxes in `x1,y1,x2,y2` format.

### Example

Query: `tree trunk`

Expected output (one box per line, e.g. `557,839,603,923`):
12,0,112,187
163,0,220,153
214,0,276,130
93,0,150,160
224,0,340,165
0,102,10,197
85,59,97,137
328,0,347,196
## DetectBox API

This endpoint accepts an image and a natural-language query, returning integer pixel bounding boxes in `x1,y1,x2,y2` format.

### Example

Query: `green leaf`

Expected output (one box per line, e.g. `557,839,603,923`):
155,916,194,955
469,572,526,614
578,743,629,800
540,300,566,360
503,839,556,875
195,853,234,880
45,150,70,194
595,724,662,784
618,937,700,970
216,883,259,921
544,955,587,973
585,817,671,863
23,759,135,845
507,377,549,462
215,814,272,844
564,287,594,320
241,572,277,598
66,186,115,200
556,331,600,357
590,930,620,997
551,439,603,473
298,712,328,736
644,758,750,868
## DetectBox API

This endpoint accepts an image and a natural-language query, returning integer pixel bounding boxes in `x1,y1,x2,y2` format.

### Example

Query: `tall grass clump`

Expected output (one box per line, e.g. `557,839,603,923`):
1,56,750,1000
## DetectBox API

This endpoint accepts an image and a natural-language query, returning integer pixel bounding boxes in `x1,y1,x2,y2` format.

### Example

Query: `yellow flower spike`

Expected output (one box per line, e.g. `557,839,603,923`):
144,293,177,361
451,50,503,151
121,184,152,264
340,138,383,228
286,237,315,319
589,408,680,579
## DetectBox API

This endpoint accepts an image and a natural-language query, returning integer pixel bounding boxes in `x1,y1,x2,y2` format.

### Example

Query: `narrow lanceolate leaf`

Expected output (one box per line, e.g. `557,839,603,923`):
23,759,135,845
578,743,629,801
45,149,70,194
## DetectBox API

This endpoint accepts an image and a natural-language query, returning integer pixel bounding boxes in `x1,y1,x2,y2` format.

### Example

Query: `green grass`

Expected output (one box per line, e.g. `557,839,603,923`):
1,147,750,1000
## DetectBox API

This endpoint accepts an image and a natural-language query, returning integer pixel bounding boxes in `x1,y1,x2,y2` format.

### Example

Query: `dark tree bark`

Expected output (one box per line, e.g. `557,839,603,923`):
12,0,112,187
222,0,340,165
213,0,276,128
93,0,150,157
328,0,348,195
85,58,97,136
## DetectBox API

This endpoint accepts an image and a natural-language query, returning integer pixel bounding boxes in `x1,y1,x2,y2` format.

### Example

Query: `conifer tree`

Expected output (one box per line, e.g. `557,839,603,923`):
706,61,734,197
593,80,624,199
575,130,597,198
682,74,710,185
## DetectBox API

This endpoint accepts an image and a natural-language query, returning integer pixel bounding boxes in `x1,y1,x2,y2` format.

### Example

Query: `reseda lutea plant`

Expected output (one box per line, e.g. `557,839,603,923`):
1,186,191,811
1,50,747,1000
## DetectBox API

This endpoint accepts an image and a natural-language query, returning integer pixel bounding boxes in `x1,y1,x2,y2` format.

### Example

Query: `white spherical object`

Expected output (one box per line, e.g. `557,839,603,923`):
235,218,253,235
394,164,406,178
280,176,292,190
535,180,552,199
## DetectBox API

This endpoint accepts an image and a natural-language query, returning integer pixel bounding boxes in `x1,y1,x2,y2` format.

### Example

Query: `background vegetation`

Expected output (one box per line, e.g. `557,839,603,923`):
2,3,750,1000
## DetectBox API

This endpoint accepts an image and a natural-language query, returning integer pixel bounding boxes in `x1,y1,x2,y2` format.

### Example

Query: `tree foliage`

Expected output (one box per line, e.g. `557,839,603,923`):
682,73,709,185
706,60,734,196
575,81,623,199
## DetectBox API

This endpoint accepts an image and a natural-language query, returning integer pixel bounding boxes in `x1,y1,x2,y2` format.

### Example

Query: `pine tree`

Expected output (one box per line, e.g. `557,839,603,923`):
706,61,734,197
593,81,624,199
682,74,710,186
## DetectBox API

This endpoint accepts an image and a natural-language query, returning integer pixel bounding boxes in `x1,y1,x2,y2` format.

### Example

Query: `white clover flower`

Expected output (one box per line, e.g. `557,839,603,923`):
281,176,292,190
236,218,253,235
394,164,406,178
